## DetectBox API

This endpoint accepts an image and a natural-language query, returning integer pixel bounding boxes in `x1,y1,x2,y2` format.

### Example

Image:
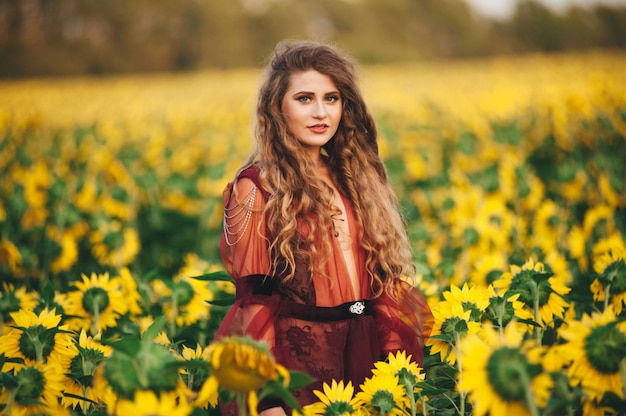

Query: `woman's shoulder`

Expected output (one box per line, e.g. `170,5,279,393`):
238,164,261,181
233,163,270,199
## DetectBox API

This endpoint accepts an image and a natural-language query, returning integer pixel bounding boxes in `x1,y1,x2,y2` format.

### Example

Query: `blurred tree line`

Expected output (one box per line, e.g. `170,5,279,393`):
1,0,625,77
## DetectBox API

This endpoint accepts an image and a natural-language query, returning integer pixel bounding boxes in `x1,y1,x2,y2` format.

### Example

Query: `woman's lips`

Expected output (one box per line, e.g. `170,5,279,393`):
308,124,329,133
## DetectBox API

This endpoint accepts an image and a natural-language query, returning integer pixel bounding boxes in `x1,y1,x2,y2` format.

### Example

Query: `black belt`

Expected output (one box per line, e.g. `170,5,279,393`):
279,299,373,322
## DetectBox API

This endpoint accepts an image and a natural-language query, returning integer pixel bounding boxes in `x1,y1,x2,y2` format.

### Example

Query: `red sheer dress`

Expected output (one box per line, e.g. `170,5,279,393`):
215,165,432,411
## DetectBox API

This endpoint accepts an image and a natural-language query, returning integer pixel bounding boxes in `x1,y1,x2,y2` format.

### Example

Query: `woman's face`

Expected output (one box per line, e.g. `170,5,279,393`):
281,69,342,156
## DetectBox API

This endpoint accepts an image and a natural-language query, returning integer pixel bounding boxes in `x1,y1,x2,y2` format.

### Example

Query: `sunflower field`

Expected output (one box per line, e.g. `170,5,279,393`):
1,50,626,416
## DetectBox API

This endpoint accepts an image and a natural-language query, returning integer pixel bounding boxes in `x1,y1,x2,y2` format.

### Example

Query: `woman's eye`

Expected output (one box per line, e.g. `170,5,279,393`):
326,95,340,103
297,96,311,102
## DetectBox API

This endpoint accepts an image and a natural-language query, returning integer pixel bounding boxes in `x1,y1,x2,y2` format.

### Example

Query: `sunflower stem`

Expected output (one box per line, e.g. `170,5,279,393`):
82,385,88,414
170,293,178,338
455,333,466,416
417,390,428,416
92,300,100,336
404,380,417,416
5,389,16,414
527,280,543,345
603,284,611,312
442,392,461,414
520,366,540,416
619,358,626,399
31,334,44,362
236,393,247,416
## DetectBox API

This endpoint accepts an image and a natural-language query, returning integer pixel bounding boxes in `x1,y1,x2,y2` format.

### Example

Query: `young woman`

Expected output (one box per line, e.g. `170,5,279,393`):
216,40,432,415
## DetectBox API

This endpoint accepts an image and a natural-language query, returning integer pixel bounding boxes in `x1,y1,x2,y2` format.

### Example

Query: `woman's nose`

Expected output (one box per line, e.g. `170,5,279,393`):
311,100,327,118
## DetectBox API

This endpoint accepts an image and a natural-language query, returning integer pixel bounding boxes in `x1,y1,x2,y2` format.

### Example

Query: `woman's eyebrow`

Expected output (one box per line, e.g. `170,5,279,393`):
292,89,340,95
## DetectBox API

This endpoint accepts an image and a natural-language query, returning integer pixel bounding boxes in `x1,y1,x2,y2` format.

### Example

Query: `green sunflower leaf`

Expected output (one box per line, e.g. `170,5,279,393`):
259,380,302,412
191,270,235,283
428,334,454,344
102,336,141,357
141,314,167,343
515,317,542,328
62,392,100,406
40,280,56,304
414,381,450,395
206,296,236,306
0,371,18,390
285,370,315,391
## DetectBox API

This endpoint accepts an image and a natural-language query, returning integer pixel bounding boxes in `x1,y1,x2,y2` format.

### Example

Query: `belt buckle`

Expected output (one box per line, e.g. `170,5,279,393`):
349,301,365,315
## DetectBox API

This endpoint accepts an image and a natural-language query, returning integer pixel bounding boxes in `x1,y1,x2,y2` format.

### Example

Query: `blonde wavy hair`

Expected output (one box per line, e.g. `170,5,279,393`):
236,40,415,297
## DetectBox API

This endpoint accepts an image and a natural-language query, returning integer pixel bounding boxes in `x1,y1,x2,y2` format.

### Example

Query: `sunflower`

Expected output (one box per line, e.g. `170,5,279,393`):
567,225,587,270
493,258,570,328
425,301,481,365
154,273,213,328
0,239,23,276
458,325,551,416
373,350,426,414
154,330,173,347
0,360,66,415
89,220,140,268
91,365,119,411
583,204,615,240
442,282,490,321
113,267,143,316
306,379,362,416
558,306,626,401
206,336,290,416
22,161,51,209
62,329,113,411
176,343,216,408
582,396,618,416
590,245,626,314
373,350,425,390
1,282,38,328
0,308,74,371
114,389,192,416
355,373,409,416
469,251,507,287
531,200,564,255
483,285,534,331
66,272,127,334
47,226,79,273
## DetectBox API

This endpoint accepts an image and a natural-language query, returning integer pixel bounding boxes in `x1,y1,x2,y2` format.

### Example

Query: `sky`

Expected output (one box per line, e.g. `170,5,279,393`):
465,0,626,19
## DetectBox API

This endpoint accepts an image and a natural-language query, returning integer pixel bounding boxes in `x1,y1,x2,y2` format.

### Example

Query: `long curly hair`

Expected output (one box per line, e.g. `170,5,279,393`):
236,40,415,297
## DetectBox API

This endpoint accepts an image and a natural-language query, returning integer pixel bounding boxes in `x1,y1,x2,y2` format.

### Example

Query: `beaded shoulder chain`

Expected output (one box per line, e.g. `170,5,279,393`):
223,184,257,246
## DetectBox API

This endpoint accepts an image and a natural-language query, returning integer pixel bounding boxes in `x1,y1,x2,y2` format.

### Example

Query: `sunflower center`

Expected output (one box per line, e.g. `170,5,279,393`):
325,401,354,415
18,324,56,361
486,347,530,401
69,347,106,386
103,230,125,250
370,389,396,414
584,323,626,374
82,287,110,315
14,366,45,404
172,280,194,307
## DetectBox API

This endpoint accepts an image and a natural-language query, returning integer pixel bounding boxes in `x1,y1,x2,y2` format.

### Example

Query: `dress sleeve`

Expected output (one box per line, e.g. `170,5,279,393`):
373,279,433,365
216,176,279,351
